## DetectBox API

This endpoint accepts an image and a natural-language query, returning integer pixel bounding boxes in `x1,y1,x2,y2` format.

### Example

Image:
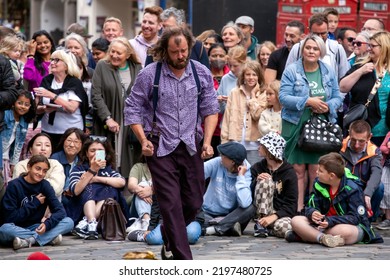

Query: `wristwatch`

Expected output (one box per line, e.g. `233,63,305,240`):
105,116,112,122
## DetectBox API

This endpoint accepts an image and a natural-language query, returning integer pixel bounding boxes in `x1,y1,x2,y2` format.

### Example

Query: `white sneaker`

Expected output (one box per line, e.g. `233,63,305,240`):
126,217,143,233
85,219,98,240
73,216,88,238
141,219,150,231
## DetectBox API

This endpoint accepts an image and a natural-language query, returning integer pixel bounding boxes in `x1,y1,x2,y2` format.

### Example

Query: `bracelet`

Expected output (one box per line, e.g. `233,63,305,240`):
87,168,97,176
52,95,58,102
105,116,112,122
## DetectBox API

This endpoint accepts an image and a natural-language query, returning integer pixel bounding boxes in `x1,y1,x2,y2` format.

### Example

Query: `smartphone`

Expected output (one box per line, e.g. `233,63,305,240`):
95,150,105,161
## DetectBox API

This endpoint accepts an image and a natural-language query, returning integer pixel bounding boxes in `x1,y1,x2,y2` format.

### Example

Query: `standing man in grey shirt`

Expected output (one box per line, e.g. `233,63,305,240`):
124,26,219,260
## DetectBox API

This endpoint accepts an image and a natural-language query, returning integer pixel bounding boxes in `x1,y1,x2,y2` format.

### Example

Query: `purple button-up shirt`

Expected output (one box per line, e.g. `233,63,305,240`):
124,60,219,157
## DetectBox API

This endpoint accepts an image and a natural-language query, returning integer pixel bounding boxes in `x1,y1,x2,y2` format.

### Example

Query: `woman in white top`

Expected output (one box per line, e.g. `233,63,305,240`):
33,49,88,149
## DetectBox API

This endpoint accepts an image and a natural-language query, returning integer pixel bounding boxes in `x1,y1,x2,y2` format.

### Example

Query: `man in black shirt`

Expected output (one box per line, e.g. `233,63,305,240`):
264,20,305,84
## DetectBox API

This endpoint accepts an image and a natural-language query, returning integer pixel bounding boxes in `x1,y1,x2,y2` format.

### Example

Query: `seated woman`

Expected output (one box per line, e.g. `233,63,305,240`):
0,155,74,250
13,132,65,201
50,127,86,203
250,132,298,238
67,136,128,240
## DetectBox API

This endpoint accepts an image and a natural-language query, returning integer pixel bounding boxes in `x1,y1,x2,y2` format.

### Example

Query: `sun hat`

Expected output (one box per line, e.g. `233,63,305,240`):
258,132,286,161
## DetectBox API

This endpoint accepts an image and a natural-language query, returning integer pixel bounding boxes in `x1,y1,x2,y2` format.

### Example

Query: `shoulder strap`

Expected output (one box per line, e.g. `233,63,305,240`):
152,61,201,124
152,62,162,123
365,69,387,106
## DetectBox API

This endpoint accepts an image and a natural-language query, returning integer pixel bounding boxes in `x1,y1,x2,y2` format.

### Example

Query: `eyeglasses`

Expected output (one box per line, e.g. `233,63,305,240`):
89,135,107,142
346,37,356,43
50,58,62,64
368,43,381,49
65,138,82,145
361,27,378,32
16,101,31,107
352,41,369,47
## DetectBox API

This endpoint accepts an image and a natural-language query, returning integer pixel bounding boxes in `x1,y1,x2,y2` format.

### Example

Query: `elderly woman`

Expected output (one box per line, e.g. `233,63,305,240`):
279,34,342,212
91,37,142,178
33,49,89,148
67,137,127,240
340,31,390,146
221,22,245,50
65,32,94,78
51,128,86,202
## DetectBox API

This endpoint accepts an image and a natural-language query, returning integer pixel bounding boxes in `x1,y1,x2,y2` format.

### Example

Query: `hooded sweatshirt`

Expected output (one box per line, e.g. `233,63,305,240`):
250,159,298,218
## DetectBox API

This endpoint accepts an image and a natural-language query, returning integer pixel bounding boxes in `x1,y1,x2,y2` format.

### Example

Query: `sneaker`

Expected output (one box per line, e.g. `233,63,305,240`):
253,223,268,238
140,219,150,231
161,245,173,260
13,237,31,250
73,216,88,238
49,234,62,246
284,230,302,243
230,222,242,236
85,219,99,240
320,234,345,248
127,230,146,242
126,217,143,233
376,219,390,230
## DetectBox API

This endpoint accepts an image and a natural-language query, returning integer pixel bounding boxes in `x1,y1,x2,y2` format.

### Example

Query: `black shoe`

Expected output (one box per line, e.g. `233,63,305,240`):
230,222,242,236
284,230,302,243
253,223,268,238
161,245,173,260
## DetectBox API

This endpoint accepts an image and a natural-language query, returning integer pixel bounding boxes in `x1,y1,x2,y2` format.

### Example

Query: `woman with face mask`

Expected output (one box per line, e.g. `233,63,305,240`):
206,43,229,158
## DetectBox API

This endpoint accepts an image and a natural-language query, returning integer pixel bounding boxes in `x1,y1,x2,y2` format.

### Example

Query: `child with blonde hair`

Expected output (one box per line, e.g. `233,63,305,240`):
0,35,25,89
258,80,282,137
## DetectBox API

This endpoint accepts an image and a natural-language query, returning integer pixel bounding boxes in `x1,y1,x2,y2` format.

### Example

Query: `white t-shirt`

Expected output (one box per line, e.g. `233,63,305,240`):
41,79,83,134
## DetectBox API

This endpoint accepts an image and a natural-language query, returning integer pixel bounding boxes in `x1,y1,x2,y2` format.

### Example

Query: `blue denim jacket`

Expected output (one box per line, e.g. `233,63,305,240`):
279,59,342,125
1,110,28,166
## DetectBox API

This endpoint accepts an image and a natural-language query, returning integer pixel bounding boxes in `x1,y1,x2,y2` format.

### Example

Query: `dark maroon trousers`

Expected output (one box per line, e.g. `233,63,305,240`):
146,137,205,260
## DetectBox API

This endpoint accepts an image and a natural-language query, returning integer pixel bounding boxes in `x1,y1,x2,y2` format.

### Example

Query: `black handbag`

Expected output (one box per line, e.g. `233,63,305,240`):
343,103,368,130
298,114,343,153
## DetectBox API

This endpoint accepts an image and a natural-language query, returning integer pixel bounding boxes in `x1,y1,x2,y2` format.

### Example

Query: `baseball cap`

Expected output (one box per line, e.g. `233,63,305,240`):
66,23,93,38
235,16,254,27
217,142,247,165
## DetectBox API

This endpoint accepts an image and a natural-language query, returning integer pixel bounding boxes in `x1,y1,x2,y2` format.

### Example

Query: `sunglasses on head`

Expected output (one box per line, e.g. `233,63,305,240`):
352,41,369,47
89,135,107,142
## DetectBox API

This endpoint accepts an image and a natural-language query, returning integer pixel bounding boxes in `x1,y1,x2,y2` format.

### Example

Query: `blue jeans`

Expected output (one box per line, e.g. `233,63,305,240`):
370,183,385,222
0,217,74,246
145,221,201,245
134,196,152,217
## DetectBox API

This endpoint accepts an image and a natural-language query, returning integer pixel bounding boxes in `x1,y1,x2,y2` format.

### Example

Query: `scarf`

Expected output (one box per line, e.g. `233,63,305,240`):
40,74,89,128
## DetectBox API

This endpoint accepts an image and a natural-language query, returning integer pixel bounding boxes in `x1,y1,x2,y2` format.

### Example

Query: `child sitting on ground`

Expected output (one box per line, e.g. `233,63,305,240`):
285,152,383,247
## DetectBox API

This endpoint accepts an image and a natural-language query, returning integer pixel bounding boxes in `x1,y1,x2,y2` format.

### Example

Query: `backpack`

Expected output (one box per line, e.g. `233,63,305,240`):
97,198,127,241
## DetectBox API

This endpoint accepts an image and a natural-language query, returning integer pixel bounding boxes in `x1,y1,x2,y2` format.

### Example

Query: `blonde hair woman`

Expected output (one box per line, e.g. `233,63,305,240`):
257,41,277,71
91,36,142,177
33,49,88,147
